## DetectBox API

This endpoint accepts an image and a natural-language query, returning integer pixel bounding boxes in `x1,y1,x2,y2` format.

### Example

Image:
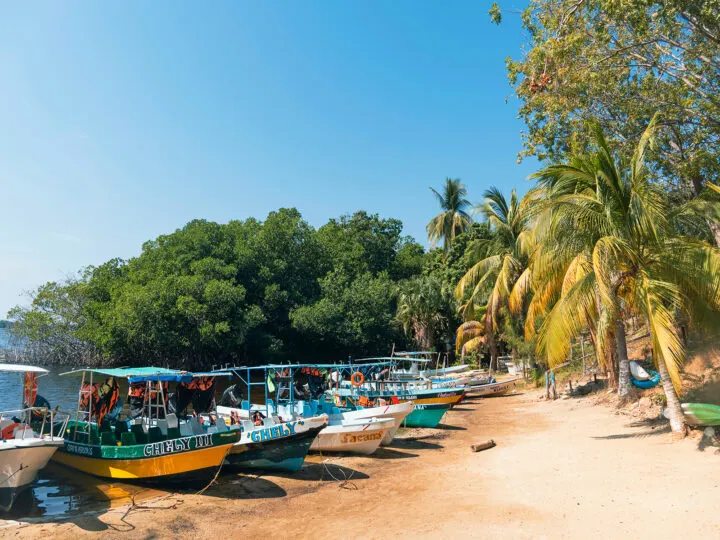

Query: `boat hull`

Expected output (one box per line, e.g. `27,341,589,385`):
52,431,238,483
331,402,414,445
404,404,451,428
224,416,328,473
466,379,518,397
310,420,392,455
0,442,60,511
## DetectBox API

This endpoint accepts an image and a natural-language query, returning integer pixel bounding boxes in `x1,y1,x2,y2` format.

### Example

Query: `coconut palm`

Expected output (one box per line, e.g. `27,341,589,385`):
531,114,720,432
455,187,537,370
426,179,473,253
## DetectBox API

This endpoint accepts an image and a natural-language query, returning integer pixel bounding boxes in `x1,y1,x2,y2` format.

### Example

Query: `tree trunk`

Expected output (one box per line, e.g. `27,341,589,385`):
709,221,720,247
488,332,498,372
656,355,687,435
690,174,720,246
616,319,631,400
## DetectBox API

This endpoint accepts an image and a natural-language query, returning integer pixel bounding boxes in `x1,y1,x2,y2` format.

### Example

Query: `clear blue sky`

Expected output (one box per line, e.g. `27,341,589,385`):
0,1,537,315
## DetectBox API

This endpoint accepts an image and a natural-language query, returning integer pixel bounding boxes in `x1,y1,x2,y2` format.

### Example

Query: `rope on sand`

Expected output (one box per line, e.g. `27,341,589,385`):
317,452,358,490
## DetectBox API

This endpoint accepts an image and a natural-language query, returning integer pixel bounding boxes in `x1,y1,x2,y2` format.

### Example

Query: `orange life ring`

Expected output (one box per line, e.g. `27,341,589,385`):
23,372,38,407
350,372,365,387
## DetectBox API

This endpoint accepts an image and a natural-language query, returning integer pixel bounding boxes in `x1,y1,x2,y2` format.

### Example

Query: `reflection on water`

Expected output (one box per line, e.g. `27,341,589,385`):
1,462,166,520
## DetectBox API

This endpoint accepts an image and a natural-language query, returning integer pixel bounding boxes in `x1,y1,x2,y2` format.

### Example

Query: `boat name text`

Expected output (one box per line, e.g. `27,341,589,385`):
143,434,213,457
249,421,301,443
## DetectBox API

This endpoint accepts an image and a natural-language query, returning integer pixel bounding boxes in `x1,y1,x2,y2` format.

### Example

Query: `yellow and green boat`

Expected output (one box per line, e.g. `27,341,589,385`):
52,367,240,483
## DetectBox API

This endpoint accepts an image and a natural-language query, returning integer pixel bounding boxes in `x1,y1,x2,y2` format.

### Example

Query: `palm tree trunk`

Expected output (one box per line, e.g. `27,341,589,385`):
616,319,631,400
690,174,720,246
656,356,686,434
488,332,498,372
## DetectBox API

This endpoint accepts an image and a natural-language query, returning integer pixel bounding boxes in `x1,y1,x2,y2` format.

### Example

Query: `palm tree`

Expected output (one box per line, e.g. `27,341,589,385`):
455,187,537,370
426,179,473,253
396,275,449,349
532,114,720,432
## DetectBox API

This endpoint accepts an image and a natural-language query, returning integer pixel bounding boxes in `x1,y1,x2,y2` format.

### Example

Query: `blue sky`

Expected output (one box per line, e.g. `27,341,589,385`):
0,1,536,315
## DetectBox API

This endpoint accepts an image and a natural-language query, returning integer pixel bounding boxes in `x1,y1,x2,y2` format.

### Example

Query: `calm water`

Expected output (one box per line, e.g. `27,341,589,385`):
0,370,167,520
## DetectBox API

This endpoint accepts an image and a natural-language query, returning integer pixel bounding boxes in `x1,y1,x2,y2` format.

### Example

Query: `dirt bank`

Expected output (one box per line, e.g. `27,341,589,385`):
4,391,719,539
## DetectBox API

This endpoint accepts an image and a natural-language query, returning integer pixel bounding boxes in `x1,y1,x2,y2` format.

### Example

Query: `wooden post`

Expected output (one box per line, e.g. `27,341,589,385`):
580,336,586,376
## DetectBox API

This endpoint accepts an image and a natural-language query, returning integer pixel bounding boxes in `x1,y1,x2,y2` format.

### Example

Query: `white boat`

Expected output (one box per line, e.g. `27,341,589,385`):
629,361,651,381
325,401,413,446
466,378,518,397
0,364,68,511
309,417,394,455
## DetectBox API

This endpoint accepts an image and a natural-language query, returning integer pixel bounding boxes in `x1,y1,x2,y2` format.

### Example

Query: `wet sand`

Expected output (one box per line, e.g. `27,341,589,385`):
3,390,720,539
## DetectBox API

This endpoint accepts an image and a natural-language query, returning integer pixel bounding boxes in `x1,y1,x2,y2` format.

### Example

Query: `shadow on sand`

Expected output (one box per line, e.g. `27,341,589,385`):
592,416,672,440
203,474,287,499
436,423,467,431
369,447,419,460
266,462,370,483
390,438,444,451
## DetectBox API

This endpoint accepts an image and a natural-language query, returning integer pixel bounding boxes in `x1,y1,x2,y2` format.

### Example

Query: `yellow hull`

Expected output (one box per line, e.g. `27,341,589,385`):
52,443,233,480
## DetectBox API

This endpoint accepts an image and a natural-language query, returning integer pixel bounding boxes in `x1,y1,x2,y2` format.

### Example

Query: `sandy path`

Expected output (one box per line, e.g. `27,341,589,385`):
4,391,719,539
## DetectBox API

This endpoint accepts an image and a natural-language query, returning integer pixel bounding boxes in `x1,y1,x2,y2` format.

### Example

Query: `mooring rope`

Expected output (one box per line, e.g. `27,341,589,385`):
0,465,25,486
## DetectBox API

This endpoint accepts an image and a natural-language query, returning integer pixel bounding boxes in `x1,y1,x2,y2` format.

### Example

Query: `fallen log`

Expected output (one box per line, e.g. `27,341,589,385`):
470,440,496,453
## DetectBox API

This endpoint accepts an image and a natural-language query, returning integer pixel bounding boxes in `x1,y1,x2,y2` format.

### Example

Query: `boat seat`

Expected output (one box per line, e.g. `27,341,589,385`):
148,426,164,443
190,417,204,435
272,415,281,425
101,431,116,446
114,420,129,436
156,419,169,436
241,420,255,432
179,422,193,437
262,417,275,427
130,424,147,444
166,413,179,430
99,418,113,433
120,432,137,446
214,419,229,432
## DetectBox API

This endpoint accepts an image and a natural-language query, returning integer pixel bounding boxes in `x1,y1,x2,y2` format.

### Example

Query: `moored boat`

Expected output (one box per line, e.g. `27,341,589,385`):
324,401,413,445
1,364,68,512
329,384,465,428
216,406,328,472
216,364,398,457
52,368,240,484
466,378,518,397
309,417,394,455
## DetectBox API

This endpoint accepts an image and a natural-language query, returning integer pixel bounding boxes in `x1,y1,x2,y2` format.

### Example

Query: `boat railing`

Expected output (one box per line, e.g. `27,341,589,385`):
0,407,69,441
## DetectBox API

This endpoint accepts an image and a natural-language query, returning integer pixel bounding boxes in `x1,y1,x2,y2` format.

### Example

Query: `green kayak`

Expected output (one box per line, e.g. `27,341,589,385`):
681,403,720,426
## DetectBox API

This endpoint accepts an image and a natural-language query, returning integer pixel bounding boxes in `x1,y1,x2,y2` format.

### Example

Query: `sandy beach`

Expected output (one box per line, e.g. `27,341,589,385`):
3,388,719,539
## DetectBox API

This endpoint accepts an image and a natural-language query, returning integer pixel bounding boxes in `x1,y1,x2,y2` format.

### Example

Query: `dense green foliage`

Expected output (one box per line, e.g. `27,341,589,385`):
8,210,431,367
492,0,720,242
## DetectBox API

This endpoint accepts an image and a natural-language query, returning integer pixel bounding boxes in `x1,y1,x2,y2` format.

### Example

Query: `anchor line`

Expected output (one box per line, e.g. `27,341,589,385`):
194,445,233,496
0,464,27,486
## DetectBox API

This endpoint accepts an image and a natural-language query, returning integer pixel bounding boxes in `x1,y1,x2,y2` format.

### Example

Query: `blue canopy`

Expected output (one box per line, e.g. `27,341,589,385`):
59,367,231,383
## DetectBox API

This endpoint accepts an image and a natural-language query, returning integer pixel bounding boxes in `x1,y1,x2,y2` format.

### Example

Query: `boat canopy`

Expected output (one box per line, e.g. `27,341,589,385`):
59,367,231,383
0,363,49,374
359,356,433,363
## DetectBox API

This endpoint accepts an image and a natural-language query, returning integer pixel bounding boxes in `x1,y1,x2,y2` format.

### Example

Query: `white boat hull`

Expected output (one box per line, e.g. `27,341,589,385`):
629,361,651,381
310,419,393,455
0,440,60,496
329,402,413,445
467,379,518,397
